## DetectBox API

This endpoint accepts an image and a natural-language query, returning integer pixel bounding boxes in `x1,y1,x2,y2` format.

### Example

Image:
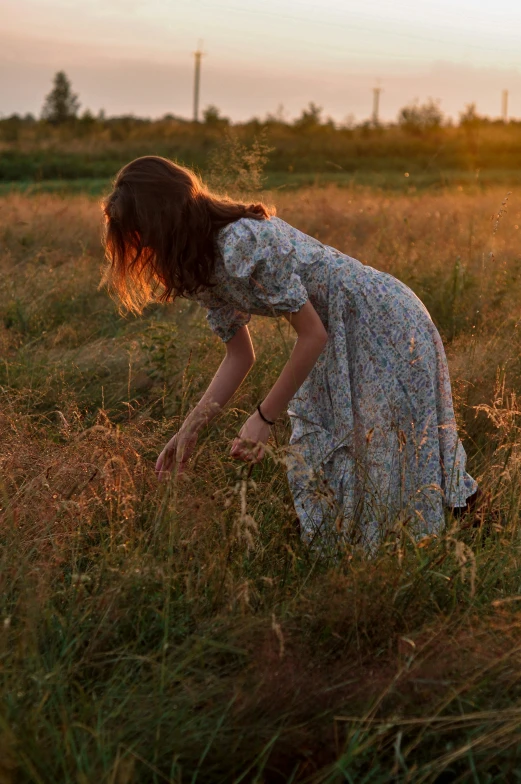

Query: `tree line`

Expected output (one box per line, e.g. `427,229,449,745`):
3,70,512,136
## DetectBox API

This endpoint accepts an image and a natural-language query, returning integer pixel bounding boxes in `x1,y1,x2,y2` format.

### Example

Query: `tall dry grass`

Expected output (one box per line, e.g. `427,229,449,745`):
2,186,521,781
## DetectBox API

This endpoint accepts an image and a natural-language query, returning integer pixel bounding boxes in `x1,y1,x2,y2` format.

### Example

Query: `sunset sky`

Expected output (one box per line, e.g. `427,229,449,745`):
2,0,521,123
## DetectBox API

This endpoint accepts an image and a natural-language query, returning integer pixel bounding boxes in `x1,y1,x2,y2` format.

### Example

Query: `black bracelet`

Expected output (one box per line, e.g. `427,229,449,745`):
257,403,275,426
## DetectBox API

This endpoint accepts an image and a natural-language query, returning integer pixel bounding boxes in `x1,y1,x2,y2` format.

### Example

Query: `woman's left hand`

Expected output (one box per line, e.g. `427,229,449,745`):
230,410,271,463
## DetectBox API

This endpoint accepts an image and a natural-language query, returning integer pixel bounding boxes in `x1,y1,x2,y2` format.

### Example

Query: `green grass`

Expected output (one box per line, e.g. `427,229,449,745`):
4,116,521,180
3,168,521,198
2,187,521,781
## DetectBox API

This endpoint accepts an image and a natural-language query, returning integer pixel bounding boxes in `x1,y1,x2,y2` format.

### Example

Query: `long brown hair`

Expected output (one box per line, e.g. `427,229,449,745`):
102,156,273,313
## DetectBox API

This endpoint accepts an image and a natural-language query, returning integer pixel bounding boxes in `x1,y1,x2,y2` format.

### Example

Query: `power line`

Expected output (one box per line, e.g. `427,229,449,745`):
188,1,521,59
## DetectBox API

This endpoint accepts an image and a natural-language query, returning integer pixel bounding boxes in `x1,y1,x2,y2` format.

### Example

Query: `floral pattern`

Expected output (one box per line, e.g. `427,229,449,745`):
195,217,478,547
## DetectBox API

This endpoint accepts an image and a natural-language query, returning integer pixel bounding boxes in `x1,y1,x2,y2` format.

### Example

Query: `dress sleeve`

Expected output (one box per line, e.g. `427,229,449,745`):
206,301,251,343
196,288,251,343
218,218,309,314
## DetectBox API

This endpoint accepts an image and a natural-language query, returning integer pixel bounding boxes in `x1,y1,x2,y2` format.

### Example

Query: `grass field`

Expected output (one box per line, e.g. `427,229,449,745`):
2,183,521,782
3,168,521,198
4,115,521,189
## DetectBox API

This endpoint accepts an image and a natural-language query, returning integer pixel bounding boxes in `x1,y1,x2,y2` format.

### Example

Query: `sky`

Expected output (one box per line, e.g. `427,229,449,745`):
2,0,521,123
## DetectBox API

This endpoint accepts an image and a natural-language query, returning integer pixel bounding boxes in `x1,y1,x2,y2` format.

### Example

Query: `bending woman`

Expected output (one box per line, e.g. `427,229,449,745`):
102,156,478,548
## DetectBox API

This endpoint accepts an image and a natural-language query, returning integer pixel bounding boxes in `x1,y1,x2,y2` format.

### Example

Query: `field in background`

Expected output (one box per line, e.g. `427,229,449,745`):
3,116,521,189
2,185,521,781
4,169,521,198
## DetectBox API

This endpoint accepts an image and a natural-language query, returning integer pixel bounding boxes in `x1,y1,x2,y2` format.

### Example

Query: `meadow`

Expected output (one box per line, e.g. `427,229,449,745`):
3,114,521,190
2,182,521,782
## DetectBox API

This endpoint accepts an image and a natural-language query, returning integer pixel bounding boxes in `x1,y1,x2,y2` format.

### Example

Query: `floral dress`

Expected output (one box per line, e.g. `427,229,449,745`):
195,216,478,547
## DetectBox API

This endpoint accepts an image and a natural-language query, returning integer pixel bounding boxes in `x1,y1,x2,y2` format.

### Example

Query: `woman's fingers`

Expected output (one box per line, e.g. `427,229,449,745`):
155,437,177,480
231,437,250,459
157,454,183,481
155,452,166,476
230,437,264,463
177,452,190,474
158,429,266,479
155,429,201,483
230,437,242,457
232,414,270,463
156,455,171,481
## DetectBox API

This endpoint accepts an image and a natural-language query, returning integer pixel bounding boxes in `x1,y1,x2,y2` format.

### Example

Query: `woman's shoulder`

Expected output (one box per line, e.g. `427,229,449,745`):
217,216,295,255
218,215,287,240
215,217,295,278
219,215,320,250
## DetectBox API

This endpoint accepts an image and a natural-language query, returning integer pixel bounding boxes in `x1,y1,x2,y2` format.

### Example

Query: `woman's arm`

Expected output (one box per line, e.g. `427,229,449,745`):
155,325,255,477
230,300,327,462
182,325,255,431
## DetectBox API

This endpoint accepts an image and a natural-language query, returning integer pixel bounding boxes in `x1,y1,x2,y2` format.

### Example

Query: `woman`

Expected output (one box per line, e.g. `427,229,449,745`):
102,155,478,548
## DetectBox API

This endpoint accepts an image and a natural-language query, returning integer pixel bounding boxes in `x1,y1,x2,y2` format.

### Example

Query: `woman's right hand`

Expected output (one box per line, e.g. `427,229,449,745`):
155,428,198,480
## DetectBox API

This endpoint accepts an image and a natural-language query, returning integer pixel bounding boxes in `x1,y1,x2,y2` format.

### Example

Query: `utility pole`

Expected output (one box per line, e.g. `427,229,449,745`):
372,86,382,126
193,42,204,122
502,89,509,123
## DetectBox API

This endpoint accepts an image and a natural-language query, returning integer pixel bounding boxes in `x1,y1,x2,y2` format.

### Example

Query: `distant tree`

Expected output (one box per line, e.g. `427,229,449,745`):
80,109,95,124
264,104,287,125
398,98,444,134
41,71,80,124
459,103,481,128
161,112,185,122
458,102,482,158
202,105,229,126
342,114,356,130
294,102,323,129
0,114,23,142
